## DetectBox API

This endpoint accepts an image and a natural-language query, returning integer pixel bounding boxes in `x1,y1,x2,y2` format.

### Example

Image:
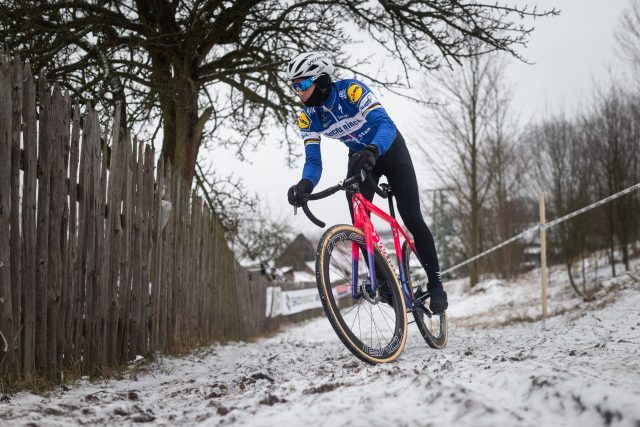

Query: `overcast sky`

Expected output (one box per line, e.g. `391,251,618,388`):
204,0,631,240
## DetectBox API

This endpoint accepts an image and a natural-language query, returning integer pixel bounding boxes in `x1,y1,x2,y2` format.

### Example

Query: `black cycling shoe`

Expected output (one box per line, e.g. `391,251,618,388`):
428,287,448,313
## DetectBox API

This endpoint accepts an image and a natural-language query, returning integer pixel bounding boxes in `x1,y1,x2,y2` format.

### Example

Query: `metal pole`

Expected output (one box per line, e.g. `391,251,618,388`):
539,192,548,318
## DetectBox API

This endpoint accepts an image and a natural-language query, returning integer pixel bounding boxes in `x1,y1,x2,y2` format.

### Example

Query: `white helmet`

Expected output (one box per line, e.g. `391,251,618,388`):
286,52,334,82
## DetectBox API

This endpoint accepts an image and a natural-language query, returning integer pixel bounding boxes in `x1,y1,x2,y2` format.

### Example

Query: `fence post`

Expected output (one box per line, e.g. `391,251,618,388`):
539,192,548,318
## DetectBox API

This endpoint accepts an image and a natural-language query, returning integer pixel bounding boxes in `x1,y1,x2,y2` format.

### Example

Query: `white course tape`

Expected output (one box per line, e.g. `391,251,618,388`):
441,181,640,276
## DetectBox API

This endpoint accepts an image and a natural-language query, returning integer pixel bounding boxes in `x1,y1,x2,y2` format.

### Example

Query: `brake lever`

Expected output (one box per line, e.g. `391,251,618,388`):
293,188,298,215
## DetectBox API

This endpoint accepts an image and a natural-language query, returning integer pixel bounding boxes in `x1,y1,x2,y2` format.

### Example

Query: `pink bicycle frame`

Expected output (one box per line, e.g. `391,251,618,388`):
350,192,417,307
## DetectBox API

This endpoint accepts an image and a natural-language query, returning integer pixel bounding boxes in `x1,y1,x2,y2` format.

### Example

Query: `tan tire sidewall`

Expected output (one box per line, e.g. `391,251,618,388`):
317,224,407,363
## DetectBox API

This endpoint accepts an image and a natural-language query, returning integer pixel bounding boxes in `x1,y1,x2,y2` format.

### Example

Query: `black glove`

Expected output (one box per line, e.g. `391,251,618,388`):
287,178,313,206
349,145,378,180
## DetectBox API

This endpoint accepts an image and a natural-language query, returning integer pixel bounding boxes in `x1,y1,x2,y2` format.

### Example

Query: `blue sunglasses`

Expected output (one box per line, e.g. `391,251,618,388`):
291,76,318,92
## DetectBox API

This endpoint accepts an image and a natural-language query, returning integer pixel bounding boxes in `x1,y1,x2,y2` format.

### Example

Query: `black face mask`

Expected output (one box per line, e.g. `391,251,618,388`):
303,74,332,107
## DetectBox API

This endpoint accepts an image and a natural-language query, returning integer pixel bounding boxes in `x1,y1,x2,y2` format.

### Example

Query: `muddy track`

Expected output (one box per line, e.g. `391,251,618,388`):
2,283,640,426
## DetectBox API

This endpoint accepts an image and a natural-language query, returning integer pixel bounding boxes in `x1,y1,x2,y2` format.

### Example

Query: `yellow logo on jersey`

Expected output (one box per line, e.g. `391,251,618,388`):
348,83,363,103
298,112,310,129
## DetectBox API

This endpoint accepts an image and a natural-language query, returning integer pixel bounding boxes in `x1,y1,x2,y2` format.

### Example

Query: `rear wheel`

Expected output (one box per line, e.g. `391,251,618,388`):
316,225,407,363
402,241,448,349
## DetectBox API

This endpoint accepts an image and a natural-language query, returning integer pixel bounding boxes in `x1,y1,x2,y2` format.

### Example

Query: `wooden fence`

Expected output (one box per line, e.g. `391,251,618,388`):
0,55,305,386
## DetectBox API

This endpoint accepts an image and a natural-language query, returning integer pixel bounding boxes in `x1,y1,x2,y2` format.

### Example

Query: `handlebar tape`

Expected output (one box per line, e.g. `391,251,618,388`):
301,201,325,228
299,172,387,228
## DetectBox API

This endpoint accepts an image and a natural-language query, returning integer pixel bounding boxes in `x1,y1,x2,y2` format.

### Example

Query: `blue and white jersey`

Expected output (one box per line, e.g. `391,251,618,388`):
298,79,397,187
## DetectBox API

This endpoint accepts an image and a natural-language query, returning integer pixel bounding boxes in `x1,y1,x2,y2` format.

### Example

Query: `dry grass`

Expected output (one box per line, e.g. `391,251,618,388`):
0,352,161,396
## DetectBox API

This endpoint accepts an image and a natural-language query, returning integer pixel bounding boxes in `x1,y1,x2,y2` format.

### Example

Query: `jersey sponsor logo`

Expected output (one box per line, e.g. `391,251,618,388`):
298,112,311,129
323,117,364,138
347,83,363,103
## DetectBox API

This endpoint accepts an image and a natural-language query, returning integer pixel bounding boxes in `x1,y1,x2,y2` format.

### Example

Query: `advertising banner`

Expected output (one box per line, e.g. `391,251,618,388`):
265,281,350,317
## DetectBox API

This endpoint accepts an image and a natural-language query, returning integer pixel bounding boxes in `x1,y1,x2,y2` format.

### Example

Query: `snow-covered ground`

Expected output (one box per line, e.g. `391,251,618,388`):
3,258,640,427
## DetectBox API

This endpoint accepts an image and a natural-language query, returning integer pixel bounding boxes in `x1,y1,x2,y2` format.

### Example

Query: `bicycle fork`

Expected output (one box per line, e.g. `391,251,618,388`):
350,221,377,299
351,195,378,300
351,223,414,310
392,225,414,310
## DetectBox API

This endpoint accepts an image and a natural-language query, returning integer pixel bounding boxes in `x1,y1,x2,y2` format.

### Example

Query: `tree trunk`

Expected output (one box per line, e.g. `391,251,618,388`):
565,260,582,297
159,72,211,185
608,211,616,277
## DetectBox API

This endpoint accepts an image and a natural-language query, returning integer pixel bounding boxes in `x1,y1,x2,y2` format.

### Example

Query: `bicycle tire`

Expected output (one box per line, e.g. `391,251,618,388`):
402,240,448,349
316,225,407,363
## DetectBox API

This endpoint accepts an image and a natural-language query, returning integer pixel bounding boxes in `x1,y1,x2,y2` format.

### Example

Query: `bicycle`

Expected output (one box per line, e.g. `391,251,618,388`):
296,173,448,364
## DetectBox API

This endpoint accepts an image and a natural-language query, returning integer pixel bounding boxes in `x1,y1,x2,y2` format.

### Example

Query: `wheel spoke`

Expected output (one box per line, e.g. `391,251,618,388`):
340,299,363,318
377,304,395,335
365,303,386,348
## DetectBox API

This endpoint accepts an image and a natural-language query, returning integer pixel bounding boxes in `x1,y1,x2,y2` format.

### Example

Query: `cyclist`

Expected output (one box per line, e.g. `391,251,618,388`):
285,52,448,313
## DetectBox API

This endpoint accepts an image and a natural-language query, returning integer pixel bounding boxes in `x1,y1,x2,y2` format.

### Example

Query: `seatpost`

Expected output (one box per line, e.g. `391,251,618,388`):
380,183,396,218
388,196,396,219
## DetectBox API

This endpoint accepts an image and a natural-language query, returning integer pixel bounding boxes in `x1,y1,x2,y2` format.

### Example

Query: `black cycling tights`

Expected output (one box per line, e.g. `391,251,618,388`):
346,131,442,289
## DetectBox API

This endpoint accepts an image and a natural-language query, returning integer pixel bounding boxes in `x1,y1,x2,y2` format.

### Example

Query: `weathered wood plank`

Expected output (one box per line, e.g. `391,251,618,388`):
163,160,173,352
0,58,15,377
34,71,51,374
201,209,208,341
78,104,93,374
21,62,37,374
104,103,121,366
192,198,200,342
118,134,133,363
140,146,153,355
149,157,164,353
77,106,89,373
214,216,224,340
201,206,208,340
95,131,108,369
171,173,182,348
190,196,201,342
9,57,23,375
46,85,65,379
181,183,189,345
58,91,71,373
84,109,101,374
65,101,81,371
203,208,211,341
130,140,143,357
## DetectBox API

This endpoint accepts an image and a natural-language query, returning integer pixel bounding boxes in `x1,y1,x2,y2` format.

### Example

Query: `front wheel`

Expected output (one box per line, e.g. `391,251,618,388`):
316,225,407,363
402,241,448,349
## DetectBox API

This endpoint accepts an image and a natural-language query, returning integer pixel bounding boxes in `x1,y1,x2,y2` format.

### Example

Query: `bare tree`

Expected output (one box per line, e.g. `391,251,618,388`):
616,0,640,70
482,60,531,279
582,83,640,274
420,52,511,286
526,116,598,297
0,0,558,186
193,161,259,238
231,213,293,266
